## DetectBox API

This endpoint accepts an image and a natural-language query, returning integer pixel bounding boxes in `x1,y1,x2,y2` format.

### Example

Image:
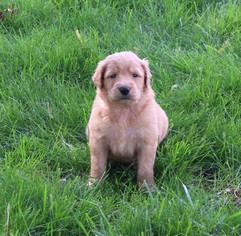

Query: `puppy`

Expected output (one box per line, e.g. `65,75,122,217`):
87,51,168,187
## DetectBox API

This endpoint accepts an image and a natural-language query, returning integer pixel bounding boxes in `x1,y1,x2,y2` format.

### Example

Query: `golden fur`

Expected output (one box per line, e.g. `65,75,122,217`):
87,51,168,187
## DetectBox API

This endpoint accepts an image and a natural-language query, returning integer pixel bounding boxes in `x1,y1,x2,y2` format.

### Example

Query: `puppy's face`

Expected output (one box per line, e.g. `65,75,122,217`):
92,52,152,103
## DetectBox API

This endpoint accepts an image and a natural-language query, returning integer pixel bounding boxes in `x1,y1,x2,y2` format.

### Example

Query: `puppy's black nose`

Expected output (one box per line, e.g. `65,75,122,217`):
119,86,130,95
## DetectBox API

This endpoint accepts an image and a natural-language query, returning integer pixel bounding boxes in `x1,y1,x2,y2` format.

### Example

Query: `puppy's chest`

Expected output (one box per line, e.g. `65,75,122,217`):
105,117,141,160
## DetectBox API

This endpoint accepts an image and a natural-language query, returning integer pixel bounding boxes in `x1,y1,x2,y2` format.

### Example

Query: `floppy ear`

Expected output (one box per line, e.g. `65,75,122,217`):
141,59,152,88
92,60,106,89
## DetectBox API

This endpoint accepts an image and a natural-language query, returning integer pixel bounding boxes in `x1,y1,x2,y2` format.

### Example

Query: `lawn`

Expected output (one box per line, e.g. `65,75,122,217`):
0,0,241,235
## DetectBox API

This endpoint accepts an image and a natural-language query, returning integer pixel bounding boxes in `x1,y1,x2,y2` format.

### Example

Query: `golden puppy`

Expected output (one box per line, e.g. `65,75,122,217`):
87,51,168,187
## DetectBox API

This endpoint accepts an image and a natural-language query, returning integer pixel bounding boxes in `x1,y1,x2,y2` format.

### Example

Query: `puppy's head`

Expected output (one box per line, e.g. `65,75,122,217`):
92,51,152,103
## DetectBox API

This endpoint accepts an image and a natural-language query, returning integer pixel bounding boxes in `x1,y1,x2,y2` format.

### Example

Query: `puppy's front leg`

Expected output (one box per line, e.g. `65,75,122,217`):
89,142,108,186
137,144,157,188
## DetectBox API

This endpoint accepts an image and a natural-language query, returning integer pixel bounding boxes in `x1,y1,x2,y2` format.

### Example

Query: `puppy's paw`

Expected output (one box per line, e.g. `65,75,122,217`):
87,177,98,188
138,179,156,192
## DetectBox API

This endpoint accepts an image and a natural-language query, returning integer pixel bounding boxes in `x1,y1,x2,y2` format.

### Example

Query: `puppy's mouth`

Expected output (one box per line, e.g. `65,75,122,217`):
109,95,136,103
119,98,141,105
117,93,140,102
119,95,132,100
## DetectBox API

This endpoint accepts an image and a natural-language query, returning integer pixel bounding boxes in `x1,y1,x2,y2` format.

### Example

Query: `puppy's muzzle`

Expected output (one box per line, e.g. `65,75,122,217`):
119,86,131,96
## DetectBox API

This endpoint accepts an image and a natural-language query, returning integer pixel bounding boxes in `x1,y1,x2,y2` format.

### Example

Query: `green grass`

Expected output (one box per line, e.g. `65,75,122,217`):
1,0,241,235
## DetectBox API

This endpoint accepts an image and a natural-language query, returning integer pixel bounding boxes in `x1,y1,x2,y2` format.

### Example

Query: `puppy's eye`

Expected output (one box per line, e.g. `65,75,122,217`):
133,73,139,78
110,74,117,79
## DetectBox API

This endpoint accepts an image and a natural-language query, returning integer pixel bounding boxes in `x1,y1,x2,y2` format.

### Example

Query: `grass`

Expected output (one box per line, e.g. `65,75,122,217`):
0,0,241,235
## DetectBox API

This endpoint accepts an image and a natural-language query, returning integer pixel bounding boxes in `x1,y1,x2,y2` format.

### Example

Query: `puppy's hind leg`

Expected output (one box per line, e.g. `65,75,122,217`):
156,105,169,143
